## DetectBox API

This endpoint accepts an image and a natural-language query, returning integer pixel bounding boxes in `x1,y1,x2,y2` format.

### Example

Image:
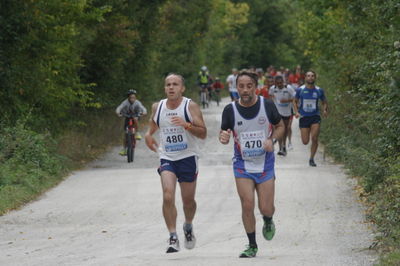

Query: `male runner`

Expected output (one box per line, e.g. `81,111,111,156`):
227,68,239,101
269,76,296,156
145,74,207,253
293,70,328,166
219,71,284,258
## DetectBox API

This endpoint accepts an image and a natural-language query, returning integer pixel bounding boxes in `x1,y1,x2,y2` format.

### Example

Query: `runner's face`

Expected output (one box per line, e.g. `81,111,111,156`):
268,78,274,87
237,75,257,105
276,79,284,88
165,75,184,100
305,72,316,84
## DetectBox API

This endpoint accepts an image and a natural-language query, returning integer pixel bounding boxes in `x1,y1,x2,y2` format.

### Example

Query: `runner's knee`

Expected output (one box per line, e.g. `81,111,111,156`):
302,137,310,145
311,134,318,143
182,196,196,207
163,190,175,204
259,204,275,216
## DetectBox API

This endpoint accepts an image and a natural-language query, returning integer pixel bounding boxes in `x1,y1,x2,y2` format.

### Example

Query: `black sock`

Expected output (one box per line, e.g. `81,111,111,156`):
246,232,257,248
263,216,272,223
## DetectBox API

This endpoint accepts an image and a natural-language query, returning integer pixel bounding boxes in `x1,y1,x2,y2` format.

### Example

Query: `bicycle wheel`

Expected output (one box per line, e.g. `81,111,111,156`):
201,92,207,108
127,134,134,163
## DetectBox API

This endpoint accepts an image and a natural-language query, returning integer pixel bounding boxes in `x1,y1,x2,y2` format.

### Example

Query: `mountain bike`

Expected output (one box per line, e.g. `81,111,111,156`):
123,114,140,163
199,84,209,109
211,88,221,106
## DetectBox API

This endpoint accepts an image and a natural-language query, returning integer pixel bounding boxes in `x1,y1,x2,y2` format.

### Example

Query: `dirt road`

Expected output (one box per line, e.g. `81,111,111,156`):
0,97,377,265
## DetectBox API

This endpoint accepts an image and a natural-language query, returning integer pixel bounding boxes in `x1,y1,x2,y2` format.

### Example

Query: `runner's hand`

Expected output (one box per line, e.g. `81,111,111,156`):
295,112,300,119
263,138,274,152
170,116,186,127
145,134,159,152
219,129,231,144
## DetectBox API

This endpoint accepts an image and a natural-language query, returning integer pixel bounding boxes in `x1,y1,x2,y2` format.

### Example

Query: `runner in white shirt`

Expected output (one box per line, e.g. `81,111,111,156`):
145,73,207,253
269,75,296,156
226,68,239,101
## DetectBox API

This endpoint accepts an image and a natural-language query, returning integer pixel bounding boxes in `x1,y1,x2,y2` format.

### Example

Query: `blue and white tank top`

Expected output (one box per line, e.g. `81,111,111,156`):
295,85,326,117
232,96,275,173
154,97,199,161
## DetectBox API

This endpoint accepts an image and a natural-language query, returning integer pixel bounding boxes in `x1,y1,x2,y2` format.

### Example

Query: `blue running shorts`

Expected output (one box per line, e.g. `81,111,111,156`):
233,166,275,184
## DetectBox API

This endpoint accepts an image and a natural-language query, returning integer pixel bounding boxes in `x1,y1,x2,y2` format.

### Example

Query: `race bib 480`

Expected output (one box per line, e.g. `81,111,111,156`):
162,127,188,152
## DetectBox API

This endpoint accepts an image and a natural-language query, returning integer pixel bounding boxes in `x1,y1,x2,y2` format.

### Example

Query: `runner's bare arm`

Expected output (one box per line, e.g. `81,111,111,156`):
187,101,207,139
293,98,300,118
322,100,328,118
170,101,207,139
144,102,160,152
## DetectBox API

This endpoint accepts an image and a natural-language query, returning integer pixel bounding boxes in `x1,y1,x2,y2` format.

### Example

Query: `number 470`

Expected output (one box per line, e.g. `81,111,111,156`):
245,140,262,149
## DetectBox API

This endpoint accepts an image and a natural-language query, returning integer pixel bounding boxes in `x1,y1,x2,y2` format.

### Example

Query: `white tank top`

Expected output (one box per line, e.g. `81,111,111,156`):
232,96,273,173
154,97,199,161
269,85,295,117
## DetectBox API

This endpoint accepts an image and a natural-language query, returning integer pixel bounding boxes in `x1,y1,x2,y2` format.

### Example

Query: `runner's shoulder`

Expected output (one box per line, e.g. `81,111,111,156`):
151,101,162,113
222,101,234,114
188,98,201,111
264,98,275,107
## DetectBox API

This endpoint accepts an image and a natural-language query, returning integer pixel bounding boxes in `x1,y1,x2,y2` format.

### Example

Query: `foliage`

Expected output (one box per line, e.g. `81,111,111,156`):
292,0,400,262
0,121,65,214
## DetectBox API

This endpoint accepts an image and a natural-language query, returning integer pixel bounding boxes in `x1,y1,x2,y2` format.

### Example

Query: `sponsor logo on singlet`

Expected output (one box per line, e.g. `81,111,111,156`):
258,116,267,125
166,112,178,117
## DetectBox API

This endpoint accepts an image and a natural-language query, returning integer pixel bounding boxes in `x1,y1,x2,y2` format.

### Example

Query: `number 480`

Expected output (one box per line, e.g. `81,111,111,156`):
166,135,183,143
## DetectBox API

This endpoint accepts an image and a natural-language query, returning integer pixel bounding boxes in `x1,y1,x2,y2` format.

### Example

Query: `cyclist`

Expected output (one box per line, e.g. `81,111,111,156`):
197,66,212,108
211,77,224,106
256,68,265,89
115,89,147,156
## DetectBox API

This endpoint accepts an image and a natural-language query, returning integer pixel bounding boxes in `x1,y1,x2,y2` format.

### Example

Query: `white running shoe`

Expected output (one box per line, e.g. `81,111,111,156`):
183,228,196,249
166,236,180,253
287,143,293,151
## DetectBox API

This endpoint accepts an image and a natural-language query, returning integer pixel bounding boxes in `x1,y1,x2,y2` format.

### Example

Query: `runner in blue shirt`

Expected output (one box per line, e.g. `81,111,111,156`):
293,70,328,167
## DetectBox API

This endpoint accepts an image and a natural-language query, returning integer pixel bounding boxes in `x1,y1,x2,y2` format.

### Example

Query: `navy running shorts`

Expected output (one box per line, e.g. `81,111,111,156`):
158,156,198,183
299,115,321,128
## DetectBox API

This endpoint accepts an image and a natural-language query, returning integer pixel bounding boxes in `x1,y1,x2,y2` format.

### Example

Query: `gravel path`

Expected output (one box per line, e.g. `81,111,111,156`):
0,97,377,265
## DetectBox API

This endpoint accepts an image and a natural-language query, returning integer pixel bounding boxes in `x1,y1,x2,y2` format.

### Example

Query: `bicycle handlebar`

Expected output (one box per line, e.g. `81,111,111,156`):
121,113,142,118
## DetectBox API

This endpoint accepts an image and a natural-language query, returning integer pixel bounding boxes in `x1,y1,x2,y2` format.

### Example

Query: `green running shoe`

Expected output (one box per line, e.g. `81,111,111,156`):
263,219,275,240
239,245,258,258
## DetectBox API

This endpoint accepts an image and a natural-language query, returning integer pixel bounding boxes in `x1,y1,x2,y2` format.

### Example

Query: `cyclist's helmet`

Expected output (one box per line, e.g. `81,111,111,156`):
127,89,137,97
201,66,208,72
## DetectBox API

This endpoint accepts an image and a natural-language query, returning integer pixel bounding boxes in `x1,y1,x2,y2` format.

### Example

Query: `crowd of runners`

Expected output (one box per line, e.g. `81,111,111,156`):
118,65,328,258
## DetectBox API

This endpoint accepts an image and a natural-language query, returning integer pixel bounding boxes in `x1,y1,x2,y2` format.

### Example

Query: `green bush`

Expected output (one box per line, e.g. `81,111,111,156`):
0,122,65,214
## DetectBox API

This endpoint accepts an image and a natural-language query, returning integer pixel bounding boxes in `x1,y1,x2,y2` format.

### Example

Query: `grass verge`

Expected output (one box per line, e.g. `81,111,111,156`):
0,108,123,215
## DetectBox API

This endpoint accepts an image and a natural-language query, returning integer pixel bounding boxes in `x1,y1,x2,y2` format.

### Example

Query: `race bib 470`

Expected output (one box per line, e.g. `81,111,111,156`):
240,130,266,159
